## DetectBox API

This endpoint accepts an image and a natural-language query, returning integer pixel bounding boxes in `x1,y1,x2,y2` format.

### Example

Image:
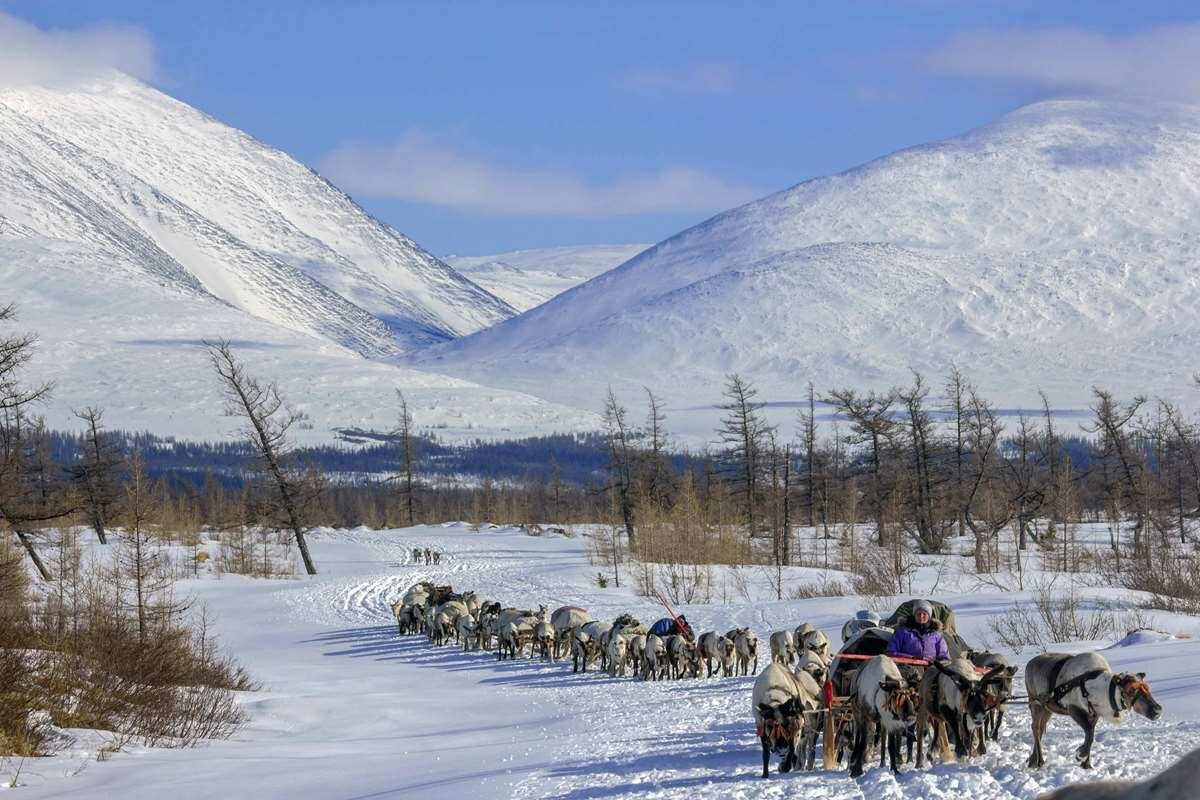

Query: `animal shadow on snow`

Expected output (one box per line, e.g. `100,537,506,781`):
308,625,586,680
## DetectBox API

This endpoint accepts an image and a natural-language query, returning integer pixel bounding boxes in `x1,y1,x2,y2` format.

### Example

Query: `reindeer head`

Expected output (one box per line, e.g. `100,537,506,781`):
757,698,803,754
976,665,1017,722
1117,672,1162,720
879,678,918,728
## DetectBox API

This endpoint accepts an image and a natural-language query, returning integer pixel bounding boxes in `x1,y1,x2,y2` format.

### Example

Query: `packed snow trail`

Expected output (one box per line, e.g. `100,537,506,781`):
294,525,1200,800
11,524,1200,799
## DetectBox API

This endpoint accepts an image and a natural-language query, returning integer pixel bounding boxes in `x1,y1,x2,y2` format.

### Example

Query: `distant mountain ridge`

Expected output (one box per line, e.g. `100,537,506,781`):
445,245,648,311
0,72,513,355
419,98,1200,411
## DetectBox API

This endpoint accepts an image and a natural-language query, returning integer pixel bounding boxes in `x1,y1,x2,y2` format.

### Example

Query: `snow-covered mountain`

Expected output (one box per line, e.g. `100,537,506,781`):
0,72,513,356
445,244,647,311
419,99,1200,412
0,72,599,441
4,236,595,443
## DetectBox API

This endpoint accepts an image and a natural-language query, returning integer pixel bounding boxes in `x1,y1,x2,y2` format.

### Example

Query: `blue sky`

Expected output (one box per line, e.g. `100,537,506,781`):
4,1,1199,254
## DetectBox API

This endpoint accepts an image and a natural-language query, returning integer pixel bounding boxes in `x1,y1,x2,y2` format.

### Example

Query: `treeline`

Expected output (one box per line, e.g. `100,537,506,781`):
589,371,1200,610
44,427,697,487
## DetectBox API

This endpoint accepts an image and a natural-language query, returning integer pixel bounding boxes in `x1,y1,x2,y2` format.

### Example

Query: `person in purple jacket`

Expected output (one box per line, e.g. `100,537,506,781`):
886,599,949,662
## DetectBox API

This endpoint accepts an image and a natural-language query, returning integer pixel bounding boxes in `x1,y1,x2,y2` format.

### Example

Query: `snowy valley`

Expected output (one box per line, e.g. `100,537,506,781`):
4,9,1200,800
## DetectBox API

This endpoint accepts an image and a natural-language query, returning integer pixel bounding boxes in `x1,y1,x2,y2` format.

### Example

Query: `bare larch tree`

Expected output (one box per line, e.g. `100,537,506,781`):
718,373,773,539
392,389,419,527
207,340,317,575
602,388,638,551
68,406,122,544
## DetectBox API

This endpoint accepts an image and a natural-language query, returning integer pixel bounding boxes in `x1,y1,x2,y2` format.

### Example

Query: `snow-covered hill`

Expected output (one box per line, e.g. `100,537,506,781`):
419,99,1200,412
445,244,647,311
3,237,595,443
0,72,513,356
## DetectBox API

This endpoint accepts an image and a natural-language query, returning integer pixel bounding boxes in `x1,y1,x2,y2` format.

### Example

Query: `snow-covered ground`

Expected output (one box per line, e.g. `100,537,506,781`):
8,524,1200,799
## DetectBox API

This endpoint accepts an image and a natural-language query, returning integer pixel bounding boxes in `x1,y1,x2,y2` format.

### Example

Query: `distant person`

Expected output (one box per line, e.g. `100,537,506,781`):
886,599,948,662
648,614,692,640
424,547,432,566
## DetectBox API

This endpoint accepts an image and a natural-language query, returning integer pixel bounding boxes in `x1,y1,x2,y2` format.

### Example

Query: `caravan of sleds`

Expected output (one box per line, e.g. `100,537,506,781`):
393,584,1163,781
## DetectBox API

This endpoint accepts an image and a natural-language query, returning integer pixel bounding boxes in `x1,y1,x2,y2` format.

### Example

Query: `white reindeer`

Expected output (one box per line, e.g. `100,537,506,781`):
848,655,918,777
698,631,735,677
770,630,796,666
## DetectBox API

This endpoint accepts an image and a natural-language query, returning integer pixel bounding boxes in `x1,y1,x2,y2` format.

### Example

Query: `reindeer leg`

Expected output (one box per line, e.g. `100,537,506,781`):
850,717,869,778
761,733,771,779
1028,703,1049,768
948,709,968,759
1068,708,1098,769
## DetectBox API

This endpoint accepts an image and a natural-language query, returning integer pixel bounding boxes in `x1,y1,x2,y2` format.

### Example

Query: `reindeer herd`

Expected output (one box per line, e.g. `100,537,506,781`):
391,580,1165,784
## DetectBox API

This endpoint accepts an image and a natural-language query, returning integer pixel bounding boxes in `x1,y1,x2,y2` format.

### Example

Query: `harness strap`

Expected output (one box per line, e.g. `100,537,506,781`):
1050,668,1107,705
1108,676,1123,718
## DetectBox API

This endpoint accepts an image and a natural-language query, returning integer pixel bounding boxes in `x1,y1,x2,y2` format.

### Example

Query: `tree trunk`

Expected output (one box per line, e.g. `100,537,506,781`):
14,528,51,581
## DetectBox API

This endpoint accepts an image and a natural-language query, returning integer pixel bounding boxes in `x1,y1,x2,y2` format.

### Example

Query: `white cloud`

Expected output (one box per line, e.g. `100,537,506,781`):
923,23,1200,101
614,61,742,95
321,132,760,217
0,11,158,91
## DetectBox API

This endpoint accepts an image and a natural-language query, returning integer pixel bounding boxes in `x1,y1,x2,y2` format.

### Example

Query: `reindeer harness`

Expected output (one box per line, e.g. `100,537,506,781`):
1042,660,1152,720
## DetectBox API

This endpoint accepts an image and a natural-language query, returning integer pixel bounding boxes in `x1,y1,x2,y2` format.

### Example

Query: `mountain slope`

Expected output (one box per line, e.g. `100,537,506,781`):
2,237,595,443
419,98,1200,410
0,72,513,354
446,244,647,311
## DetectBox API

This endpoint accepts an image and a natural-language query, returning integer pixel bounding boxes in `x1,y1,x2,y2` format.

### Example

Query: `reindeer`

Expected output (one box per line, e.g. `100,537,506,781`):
430,611,452,647
698,631,735,677
550,606,592,660
793,622,816,644
456,614,479,651
625,634,646,675
666,634,701,679
606,631,628,677
752,662,822,778
1026,652,1162,770
1039,747,1200,799
497,621,521,660
848,655,919,777
969,650,1014,741
769,630,796,666
794,649,829,686
799,629,830,661
641,634,669,681
533,621,555,661
573,620,611,673
916,658,1014,766
727,628,759,676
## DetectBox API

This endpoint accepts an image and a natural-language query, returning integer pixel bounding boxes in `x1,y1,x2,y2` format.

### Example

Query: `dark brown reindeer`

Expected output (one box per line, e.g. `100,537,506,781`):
917,658,1017,767
1026,652,1162,770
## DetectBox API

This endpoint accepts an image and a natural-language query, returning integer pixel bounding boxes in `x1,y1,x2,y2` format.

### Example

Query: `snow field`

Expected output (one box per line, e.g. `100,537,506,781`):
8,523,1199,799
298,525,1200,799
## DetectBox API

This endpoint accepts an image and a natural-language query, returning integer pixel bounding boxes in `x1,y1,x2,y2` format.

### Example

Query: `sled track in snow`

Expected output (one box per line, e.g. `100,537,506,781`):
301,528,1198,800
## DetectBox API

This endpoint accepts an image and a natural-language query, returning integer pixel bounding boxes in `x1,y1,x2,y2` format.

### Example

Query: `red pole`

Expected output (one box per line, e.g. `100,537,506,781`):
653,590,691,639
